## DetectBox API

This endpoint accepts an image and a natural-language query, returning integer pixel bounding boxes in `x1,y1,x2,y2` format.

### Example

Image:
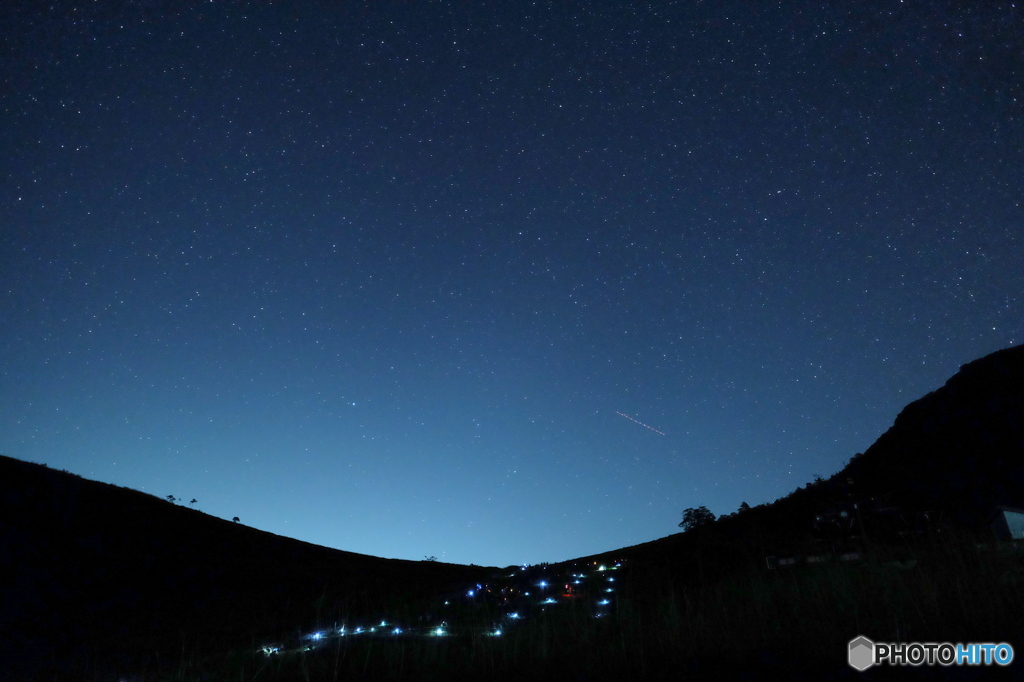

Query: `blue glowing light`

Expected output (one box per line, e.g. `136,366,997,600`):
393,628,402,635
433,627,446,636
541,597,557,604
468,590,475,597
507,612,520,619
598,599,610,605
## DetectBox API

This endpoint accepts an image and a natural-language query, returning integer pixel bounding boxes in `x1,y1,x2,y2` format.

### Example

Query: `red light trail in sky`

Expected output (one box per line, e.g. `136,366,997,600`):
615,411,666,436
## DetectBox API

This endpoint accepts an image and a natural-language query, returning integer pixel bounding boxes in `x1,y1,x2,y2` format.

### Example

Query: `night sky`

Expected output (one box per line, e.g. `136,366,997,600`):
2,2,1021,567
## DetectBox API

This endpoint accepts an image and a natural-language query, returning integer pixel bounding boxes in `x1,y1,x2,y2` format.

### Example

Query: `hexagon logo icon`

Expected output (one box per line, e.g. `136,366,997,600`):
848,636,875,671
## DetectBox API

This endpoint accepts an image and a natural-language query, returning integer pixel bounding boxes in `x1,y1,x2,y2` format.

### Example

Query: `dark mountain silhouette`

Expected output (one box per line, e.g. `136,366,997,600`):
843,343,1024,523
0,455,495,680
583,344,1024,575
2,344,1022,679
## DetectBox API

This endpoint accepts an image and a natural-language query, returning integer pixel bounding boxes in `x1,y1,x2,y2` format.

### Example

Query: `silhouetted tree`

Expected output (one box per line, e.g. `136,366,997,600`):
738,501,751,512
189,498,197,508
679,505,716,532
166,495,177,504
232,516,240,523
423,555,438,562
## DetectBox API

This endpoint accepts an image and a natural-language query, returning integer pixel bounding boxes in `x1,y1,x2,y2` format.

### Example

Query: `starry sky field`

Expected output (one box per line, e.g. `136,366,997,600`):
2,1,1021,567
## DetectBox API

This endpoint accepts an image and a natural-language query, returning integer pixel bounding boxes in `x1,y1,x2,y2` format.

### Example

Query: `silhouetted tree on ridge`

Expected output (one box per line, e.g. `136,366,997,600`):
679,505,716,532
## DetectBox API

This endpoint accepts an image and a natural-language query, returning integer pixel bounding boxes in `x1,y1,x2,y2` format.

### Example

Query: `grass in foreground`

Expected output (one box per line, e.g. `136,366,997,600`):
154,530,1024,681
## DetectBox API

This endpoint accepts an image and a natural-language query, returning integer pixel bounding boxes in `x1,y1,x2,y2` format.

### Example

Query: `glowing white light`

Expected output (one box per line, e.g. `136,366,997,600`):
605,588,614,593
380,620,387,627
598,565,607,571
392,628,402,635
433,627,446,636
468,590,475,597
491,629,503,636
307,632,323,641
541,597,556,604
261,645,281,655
598,599,610,605
538,581,548,588
524,591,530,596
355,627,363,634
507,612,520,619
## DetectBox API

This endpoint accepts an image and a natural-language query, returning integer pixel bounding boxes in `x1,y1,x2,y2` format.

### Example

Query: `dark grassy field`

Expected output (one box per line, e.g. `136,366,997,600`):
0,454,495,681
128,527,1024,681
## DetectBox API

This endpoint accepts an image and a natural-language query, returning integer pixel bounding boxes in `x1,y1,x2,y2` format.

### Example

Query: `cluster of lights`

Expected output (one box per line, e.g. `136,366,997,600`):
260,559,626,656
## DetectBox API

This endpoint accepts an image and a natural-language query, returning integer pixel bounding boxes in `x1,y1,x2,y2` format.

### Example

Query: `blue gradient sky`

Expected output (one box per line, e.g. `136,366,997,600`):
2,2,1021,567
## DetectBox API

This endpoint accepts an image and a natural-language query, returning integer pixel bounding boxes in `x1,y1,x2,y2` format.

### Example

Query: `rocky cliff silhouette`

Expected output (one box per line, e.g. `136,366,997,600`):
843,344,1024,526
